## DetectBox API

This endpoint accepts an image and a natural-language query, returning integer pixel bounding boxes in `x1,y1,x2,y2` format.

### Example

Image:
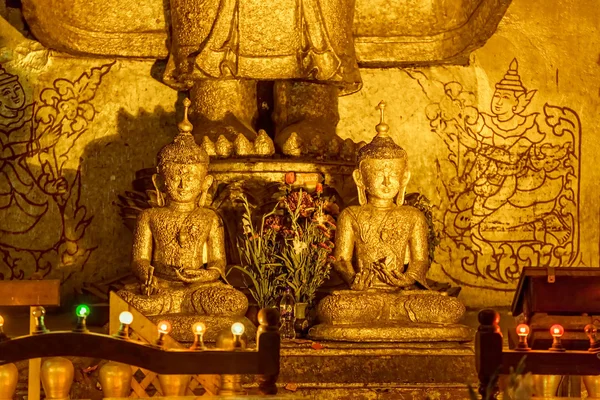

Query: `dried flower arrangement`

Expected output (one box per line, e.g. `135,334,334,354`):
232,172,339,308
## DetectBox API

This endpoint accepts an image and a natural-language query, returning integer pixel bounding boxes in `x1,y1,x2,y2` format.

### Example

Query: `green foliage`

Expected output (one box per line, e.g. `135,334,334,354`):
231,196,286,309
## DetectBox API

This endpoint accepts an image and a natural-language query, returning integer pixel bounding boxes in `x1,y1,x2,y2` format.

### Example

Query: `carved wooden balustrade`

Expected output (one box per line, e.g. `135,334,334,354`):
0,285,280,398
476,309,600,399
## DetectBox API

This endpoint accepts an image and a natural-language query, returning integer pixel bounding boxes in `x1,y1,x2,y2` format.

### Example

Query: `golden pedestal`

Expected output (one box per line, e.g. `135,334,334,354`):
309,322,473,343
246,341,477,399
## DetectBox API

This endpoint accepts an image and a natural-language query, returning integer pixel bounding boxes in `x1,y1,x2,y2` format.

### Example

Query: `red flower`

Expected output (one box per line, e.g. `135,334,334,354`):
285,191,315,217
315,183,323,194
285,171,296,185
264,214,284,232
318,242,332,251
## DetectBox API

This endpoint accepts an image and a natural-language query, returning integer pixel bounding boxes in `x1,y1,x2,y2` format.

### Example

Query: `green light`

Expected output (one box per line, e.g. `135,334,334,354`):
76,304,90,317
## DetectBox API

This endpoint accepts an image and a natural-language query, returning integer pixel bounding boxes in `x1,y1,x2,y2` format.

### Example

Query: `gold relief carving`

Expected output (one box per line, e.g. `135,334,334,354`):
21,0,511,66
422,59,581,291
311,102,469,342
0,62,113,280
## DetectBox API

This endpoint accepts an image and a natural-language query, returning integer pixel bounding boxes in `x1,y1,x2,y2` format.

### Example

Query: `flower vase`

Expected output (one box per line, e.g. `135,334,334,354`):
294,302,309,338
245,303,260,326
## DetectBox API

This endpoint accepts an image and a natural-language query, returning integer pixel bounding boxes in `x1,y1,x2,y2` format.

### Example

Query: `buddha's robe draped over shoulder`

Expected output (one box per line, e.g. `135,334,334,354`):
165,0,362,95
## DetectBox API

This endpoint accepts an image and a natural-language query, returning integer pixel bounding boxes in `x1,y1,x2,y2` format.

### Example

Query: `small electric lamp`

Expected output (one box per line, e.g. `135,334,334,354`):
190,322,206,350
115,311,133,339
73,304,90,333
231,322,245,349
156,320,172,347
585,324,600,352
549,324,565,351
32,306,49,334
515,324,530,351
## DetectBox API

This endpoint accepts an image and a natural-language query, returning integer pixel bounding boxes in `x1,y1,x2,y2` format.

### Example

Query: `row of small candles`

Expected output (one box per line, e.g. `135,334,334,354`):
515,323,600,352
0,304,247,350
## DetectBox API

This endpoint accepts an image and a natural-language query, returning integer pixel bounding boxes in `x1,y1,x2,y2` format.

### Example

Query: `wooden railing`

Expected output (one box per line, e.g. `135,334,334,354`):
475,309,600,398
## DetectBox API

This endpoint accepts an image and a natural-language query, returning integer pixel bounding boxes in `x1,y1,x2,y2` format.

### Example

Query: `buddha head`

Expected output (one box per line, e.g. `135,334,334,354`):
0,67,25,119
491,59,535,120
353,102,410,206
156,98,213,206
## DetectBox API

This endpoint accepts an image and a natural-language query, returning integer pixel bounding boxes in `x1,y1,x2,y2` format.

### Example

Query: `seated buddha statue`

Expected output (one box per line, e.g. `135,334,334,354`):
309,102,471,342
118,99,253,341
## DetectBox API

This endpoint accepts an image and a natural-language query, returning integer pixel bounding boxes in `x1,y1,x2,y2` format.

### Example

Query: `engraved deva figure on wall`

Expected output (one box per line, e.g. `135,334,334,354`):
164,0,361,156
426,59,580,290
0,62,113,281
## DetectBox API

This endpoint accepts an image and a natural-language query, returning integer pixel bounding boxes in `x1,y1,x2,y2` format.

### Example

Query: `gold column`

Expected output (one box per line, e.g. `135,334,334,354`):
583,376,600,398
41,357,74,400
0,363,18,400
533,375,562,397
98,362,132,397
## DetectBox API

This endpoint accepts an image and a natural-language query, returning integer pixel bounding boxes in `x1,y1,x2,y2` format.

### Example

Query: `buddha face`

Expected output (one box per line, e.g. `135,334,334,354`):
0,81,25,118
491,89,520,119
355,158,409,202
161,162,212,203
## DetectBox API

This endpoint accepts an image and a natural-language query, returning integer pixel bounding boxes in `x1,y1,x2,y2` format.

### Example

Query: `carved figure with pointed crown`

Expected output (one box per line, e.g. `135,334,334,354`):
118,99,253,341
450,58,569,247
309,102,470,342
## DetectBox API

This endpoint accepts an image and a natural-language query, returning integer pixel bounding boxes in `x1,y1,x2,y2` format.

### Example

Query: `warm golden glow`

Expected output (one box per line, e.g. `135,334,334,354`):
192,322,206,334
231,322,245,336
550,324,564,337
516,324,529,337
119,311,133,325
0,315,4,327
158,320,172,334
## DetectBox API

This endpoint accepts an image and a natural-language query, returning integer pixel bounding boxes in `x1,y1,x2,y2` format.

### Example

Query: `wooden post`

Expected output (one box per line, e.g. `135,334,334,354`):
256,308,280,395
28,307,41,400
0,280,60,400
475,309,503,399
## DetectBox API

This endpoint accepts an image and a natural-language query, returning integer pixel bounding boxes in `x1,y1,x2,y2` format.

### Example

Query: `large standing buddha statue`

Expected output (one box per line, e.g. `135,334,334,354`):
309,102,471,342
118,99,254,341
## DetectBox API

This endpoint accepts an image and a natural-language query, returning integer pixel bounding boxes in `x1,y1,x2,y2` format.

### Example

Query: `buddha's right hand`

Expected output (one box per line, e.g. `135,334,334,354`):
351,269,374,291
140,276,159,296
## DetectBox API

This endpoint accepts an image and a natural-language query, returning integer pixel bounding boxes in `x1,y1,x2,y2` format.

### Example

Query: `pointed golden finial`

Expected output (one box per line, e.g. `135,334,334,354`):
178,98,193,134
375,101,390,137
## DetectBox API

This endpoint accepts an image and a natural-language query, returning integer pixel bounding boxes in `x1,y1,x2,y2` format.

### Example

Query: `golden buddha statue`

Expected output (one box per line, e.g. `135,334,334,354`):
309,102,471,342
118,99,252,341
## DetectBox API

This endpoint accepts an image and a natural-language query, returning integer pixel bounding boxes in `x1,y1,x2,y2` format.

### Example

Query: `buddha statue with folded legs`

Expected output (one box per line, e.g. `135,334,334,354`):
309,102,471,342
118,99,254,342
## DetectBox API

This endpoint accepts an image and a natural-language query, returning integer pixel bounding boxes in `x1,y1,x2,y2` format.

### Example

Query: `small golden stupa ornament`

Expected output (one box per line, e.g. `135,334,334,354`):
216,135,234,157
234,132,254,156
254,129,275,156
201,136,217,156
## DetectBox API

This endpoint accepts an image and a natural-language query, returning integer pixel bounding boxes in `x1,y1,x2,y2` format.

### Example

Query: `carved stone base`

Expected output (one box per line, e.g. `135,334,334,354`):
245,341,477,399
147,314,257,343
308,322,473,342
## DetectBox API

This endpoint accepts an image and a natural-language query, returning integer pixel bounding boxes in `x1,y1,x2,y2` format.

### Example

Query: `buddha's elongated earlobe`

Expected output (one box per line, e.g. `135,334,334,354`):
352,169,367,206
198,175,214,207
152,173,165,207
396,170,411,205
